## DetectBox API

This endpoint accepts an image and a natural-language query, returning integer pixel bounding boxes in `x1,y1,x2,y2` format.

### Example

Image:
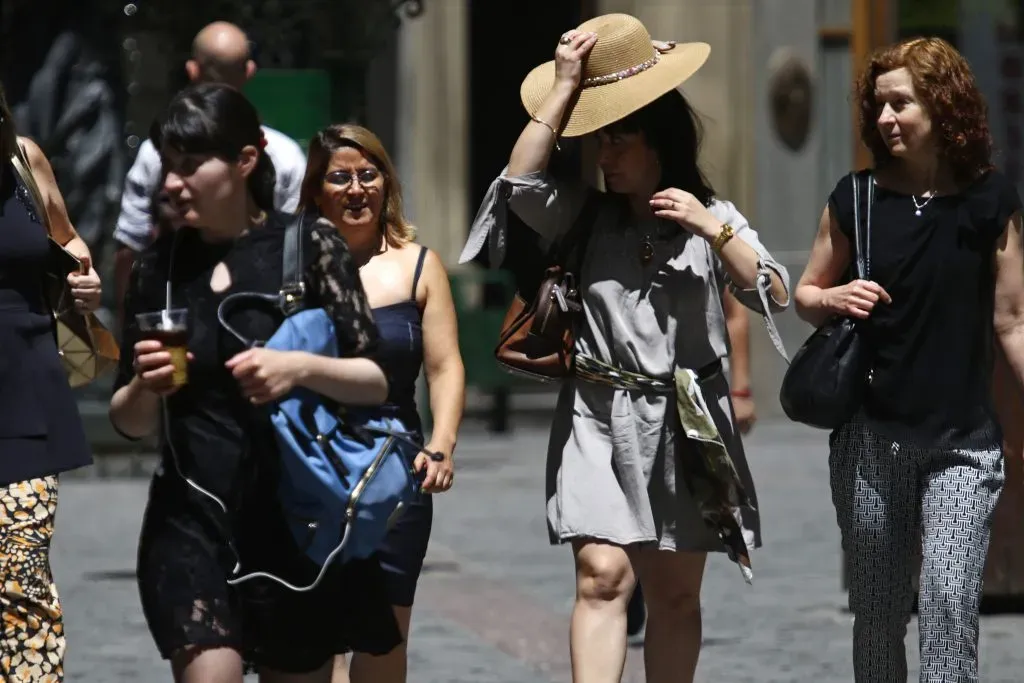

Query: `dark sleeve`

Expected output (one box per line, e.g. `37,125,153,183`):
305,222,381,358
826,172,857,241
112,238,171,396
112,254,150,395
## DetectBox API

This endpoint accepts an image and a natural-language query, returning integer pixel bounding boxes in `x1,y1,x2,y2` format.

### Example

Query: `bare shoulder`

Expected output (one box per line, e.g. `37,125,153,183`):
16,136,54,181
17,136,45,167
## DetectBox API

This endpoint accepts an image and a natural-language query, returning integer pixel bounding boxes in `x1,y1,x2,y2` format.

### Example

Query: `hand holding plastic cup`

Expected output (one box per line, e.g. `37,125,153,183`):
136,308,189,387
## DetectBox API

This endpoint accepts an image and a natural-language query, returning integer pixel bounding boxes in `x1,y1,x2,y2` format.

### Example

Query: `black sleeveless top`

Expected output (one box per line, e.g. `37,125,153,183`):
0,164,90,485
373,246,427,434
828,169,1022,449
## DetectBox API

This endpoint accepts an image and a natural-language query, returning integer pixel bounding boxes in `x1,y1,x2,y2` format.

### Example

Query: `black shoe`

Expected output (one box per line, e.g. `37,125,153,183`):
626,584,646,637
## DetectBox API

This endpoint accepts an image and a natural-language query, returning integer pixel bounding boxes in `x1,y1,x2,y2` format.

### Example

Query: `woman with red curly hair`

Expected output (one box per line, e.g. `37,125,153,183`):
795,37,1024,682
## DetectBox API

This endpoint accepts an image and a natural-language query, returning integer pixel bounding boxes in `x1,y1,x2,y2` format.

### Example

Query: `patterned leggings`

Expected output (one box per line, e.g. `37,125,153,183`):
0,476,64,682
830,421,1003,683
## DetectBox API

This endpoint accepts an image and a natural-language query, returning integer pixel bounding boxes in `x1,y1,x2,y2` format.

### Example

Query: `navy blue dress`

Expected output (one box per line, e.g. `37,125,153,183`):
0,164,90,486
373,245,432,607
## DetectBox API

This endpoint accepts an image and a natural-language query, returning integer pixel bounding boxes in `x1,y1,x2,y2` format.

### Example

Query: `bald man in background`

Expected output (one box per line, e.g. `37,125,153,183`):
112,21,306,319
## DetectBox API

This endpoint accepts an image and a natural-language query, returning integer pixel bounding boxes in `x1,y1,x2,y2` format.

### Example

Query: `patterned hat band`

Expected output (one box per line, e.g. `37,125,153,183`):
581,41,677,88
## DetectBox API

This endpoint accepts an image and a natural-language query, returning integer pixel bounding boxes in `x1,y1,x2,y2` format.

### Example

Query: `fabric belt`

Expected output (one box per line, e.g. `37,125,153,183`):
574,354,721,393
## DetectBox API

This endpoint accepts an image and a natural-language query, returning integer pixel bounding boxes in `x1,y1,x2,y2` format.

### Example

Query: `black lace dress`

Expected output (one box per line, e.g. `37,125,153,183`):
114,216,401,673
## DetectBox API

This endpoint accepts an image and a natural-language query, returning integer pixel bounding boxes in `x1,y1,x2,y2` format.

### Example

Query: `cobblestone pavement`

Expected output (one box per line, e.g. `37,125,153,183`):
53,420,1024,682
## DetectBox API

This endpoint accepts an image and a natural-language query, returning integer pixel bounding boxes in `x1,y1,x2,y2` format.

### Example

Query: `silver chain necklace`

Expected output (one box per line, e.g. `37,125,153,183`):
911,192,936,216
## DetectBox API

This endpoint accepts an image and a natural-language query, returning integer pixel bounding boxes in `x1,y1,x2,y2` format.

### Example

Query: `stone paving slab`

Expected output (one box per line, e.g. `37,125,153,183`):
50,421,1024,681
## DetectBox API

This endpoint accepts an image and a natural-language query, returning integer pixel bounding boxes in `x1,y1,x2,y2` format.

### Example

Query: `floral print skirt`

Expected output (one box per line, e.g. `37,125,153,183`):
0,476,63,682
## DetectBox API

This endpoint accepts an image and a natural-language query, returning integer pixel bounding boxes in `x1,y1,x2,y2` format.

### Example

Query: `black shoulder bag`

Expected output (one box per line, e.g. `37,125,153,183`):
779,173,874,430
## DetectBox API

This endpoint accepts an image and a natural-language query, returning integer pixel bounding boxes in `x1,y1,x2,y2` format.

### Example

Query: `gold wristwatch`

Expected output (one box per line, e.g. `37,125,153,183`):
711,223,735,254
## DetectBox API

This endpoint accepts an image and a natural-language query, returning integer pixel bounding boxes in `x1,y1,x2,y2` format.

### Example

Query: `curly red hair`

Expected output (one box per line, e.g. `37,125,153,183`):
857,37,992,181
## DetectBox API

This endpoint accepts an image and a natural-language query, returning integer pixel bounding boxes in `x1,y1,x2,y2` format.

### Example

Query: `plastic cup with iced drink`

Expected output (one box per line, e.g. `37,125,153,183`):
136,308,189,387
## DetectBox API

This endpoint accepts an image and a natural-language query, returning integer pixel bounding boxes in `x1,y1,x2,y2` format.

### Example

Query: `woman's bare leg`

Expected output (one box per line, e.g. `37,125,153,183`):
631,548,706,683
570,539,636,683
171,647,244,683
347,606,413,683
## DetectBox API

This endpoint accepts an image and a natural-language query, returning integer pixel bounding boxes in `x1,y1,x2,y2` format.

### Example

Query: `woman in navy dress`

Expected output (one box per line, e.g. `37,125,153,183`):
0,82,102,681
297,124,465,683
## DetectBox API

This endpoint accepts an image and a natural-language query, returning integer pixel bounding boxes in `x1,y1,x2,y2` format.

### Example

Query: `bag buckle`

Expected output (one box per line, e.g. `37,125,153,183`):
552,273,577,313
279,282,306,315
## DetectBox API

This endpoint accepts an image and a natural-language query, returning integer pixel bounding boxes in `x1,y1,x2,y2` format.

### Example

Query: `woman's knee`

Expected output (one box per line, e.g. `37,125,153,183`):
574,542,635,605
635,550,705,622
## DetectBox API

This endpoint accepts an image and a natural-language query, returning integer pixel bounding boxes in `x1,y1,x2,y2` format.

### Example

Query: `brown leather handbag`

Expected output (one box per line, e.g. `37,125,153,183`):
494,196,598,382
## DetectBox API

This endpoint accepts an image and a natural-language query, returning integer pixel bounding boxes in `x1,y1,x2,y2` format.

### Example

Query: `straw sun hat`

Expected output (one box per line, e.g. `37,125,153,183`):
520,13,710,138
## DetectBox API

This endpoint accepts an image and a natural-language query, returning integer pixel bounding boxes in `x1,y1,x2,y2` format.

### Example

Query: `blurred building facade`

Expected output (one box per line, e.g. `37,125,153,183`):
385,0,1023,417
5,0,1024,415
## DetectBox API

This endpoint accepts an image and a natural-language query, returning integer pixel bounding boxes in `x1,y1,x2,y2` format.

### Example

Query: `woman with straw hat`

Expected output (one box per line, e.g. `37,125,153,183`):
461,12,789,683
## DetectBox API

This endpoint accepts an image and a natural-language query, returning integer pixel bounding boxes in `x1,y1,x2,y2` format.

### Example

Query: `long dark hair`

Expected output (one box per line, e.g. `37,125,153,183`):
149,82,276,212
604,89,716,206
0,81,15,169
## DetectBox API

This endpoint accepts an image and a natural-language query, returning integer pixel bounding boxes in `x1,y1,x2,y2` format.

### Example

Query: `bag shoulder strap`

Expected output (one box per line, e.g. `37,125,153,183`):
9,143,53,239
851,172,874,280
280,210,307,314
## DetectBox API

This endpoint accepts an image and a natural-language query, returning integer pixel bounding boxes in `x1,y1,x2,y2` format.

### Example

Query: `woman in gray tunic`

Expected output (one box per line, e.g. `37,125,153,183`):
461,13,789,683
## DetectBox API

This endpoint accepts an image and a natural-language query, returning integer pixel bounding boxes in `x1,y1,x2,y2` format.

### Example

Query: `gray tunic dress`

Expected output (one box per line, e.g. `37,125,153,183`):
462,170,790,555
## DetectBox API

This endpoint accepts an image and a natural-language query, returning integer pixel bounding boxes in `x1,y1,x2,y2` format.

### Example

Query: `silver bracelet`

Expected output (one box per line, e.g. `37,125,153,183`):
530,114,561,151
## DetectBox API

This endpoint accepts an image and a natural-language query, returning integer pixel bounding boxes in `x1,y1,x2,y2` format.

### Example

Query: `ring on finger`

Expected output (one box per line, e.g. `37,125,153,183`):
559,32,574,45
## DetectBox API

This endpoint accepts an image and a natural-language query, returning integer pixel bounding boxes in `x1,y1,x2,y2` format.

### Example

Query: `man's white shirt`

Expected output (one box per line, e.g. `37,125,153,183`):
113,125,306,251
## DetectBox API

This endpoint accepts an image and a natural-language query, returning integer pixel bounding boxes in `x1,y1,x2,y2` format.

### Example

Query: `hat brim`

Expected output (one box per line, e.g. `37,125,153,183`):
520,42,711,138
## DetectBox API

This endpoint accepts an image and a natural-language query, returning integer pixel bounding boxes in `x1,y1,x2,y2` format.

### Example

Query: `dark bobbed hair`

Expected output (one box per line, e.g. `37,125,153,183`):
603,88,716,206
149,82,276,211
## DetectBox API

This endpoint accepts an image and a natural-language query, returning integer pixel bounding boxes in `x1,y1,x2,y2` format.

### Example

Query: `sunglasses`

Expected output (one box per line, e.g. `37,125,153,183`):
325,168,381,188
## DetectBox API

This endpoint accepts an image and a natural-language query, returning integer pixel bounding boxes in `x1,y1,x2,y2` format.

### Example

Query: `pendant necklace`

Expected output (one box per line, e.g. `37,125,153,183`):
639,234,655,264
638,219,677,265
911,192,936,216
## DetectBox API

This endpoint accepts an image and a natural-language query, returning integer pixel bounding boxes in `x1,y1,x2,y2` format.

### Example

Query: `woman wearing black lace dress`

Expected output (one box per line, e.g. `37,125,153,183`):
109,83,400,682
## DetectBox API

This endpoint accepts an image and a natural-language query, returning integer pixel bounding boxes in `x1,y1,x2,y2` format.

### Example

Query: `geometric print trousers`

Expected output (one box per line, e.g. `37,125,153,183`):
829,419,1003,683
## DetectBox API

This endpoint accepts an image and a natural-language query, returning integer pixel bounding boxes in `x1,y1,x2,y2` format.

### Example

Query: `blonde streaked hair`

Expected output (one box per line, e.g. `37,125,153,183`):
299,123,415,248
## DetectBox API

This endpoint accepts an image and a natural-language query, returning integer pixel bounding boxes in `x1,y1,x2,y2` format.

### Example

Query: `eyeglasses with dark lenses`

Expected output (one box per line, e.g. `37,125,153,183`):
325,168,381,188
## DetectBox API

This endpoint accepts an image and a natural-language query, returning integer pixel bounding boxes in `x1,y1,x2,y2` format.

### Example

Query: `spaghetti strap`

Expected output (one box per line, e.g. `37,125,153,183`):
411,245,428,299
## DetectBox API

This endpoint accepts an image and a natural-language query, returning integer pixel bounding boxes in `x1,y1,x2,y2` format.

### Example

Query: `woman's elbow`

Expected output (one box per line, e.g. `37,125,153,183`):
769,274,791,309
108,397,152,441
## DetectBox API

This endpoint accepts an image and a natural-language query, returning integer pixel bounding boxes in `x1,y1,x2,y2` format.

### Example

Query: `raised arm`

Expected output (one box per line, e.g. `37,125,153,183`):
508,30,596,177
460,30,595,265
